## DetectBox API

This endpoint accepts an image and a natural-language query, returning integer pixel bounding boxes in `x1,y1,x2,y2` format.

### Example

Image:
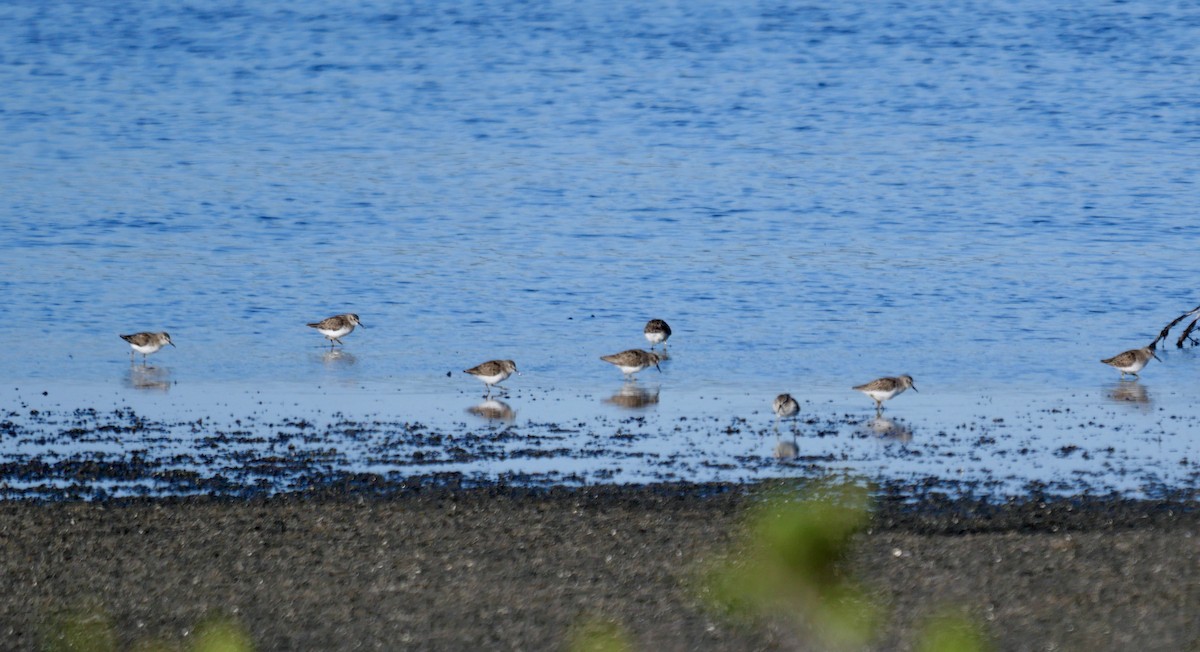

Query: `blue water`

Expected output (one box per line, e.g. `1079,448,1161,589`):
1,1,1198,497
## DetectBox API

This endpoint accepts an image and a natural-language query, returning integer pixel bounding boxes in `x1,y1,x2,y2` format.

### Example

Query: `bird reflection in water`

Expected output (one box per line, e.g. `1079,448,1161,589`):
865,415,913,443
605,382,660,409
467,399,516,422
772,434,798,461
320,349,358,366
1107,380,1152,409
126,364,171,392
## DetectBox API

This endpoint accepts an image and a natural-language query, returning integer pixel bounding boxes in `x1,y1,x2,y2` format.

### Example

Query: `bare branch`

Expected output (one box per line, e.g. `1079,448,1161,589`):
1152,304,1200,349
1177,316,1200,348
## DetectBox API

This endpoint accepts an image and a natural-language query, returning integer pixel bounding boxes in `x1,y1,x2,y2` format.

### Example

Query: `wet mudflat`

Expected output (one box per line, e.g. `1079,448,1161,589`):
1,485,1196,651
4,381,1198,501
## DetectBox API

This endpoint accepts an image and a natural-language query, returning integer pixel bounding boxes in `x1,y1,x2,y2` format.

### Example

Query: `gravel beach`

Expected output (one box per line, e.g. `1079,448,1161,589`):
1,485,1196,651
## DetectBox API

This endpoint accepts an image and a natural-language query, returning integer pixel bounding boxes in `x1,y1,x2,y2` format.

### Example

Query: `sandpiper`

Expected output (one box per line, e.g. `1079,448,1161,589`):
1101,345,1159,379
119,332,175,364
852,375,917,411
643,319,672,350
463,359,520,397
772,393,800,427
307,314,363,347
600,349,662,380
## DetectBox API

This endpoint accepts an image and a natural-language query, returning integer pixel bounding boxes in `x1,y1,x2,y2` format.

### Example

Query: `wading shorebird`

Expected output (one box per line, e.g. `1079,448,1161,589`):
852,375,917,412
307,314,363,348
463,359,520,397
600,349,663,380
119,332,175,364
643,319,672,351
1101,344,1160,379
772,393,800,430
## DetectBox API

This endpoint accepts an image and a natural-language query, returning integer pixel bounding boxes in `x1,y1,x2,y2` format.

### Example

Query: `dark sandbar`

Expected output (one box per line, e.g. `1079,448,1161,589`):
1,484,1196,650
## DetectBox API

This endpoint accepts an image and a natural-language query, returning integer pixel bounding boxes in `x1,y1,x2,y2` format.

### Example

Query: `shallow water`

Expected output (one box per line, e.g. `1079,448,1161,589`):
3,376,1197,500
1,1,1198,498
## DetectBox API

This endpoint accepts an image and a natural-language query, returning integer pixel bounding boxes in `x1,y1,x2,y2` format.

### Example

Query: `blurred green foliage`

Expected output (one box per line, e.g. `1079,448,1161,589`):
566,616,634,652
703,480,880,648
42,609,116,652
189,616,255,652
41,609,253,652
701,478,993,651
915,611,991,652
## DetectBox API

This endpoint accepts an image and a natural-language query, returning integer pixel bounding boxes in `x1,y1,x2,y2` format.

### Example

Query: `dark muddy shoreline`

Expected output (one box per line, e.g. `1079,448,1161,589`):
4,400,1198,501
1,484,1196,651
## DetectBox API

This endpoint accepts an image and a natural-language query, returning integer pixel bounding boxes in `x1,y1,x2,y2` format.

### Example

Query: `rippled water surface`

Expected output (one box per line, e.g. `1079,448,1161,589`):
1,1,1198,497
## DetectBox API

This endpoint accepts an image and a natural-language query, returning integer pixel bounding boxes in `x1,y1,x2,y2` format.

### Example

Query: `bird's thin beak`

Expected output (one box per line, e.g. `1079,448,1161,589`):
910,385,918,392
1152,352,1162,362
654,363,661,372
169,341,176,347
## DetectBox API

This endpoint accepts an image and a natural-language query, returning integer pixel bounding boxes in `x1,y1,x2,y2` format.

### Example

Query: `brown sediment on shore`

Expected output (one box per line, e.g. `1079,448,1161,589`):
0,485,1196,651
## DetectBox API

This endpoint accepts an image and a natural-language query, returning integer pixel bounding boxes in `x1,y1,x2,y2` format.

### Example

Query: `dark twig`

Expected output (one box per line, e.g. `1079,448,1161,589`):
1151,304,1200,349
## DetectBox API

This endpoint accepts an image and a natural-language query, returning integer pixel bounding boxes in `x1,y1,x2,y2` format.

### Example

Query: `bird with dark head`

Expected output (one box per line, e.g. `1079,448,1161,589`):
852,375,916,411
643,319,672,350
1101,344,1160,379
773,393,799,424
307,313,363,347
119,331,175,364
464,359,520,397
600,349,662,380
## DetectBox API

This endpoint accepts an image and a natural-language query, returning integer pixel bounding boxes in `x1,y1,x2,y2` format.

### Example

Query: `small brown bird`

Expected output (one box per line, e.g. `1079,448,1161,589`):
307,314,363,347
119,332,175,364
1101,345,1159,379
773,393,800,427
600,349,663,379
852,375,917,411
463,360,520,396
643,319,672,350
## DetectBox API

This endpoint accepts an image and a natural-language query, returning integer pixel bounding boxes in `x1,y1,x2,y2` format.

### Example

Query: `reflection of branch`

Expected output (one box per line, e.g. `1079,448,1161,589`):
1152,304,1200,349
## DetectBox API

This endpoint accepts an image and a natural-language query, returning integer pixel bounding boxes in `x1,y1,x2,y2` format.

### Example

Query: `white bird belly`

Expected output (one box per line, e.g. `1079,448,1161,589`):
618,364,646,375
1118,359,1147,374
644,332,666,345
130,343,162,355
476,372,509,385
865,388,900,402
318,325,354,339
